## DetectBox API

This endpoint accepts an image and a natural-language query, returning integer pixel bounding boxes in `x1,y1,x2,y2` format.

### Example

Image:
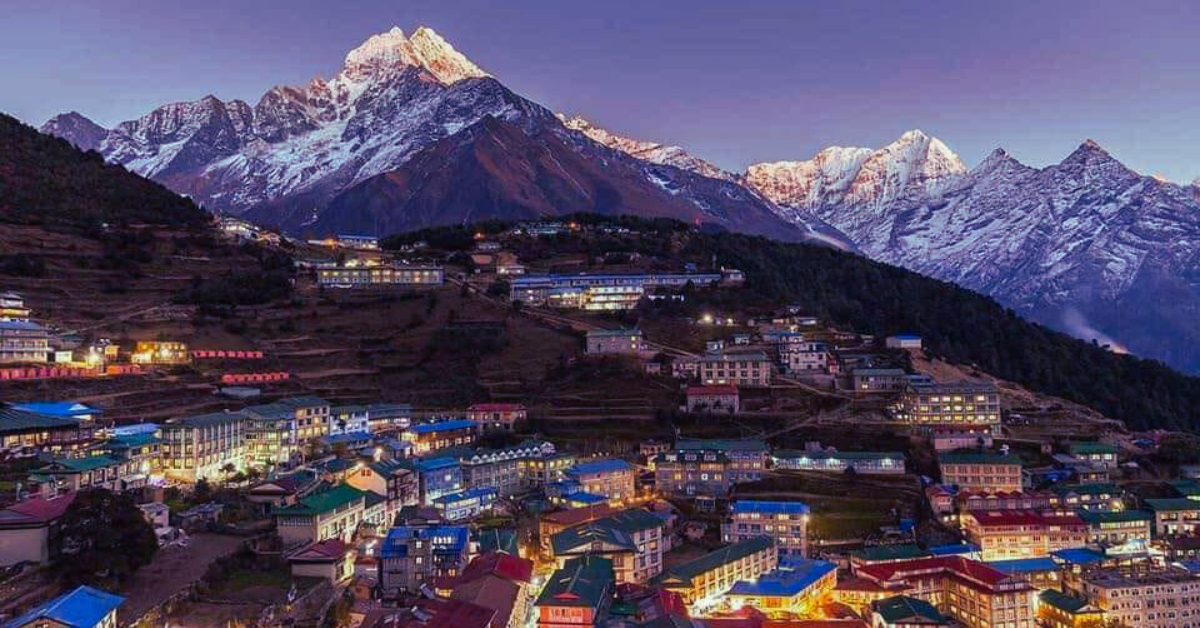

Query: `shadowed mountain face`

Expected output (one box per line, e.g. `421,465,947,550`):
308,114,842,245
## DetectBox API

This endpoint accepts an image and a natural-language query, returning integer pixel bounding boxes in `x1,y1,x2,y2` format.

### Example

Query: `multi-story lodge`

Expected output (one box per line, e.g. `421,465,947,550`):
0,405,94,455
1078,510,1153,545
274,483,366,546
28,455,145,496
414,457,464,506
898,381,1001,430
346,458,419,522
465,403,526,432
523,450,578,487
1146,498,1200,536
679,439,767,485
653,536,778,606
316,262,444,288
379,525,471,596
534,555,615,628
159,411,248,483
960,510,1088,561
550,508,667,584
510,272,726,310
566,459,637,502
772,450,906,475
403,419,477,455
459,440,557,496
1049,483,1125,512
938,451,1023,492
723,500,809,558
656,448,731,498
1070,565,1200,628
433,487,497,521
330,404,370,435
697,351,773,387
1064,442,1120,470
241,406,297,467
0,320,50,364
852,556,1037,628
585,329,645,356
779,341,830,373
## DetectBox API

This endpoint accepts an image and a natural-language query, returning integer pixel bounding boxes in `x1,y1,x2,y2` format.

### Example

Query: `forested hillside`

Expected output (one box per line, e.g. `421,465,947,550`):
0,113,207,229
389,215,1200,431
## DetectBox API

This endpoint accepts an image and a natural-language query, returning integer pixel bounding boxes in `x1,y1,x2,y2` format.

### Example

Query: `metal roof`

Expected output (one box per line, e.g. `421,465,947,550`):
3,585,124,628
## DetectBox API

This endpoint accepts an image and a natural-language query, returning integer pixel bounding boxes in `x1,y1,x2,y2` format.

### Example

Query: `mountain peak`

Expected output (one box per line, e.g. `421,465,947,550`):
40,111,108,152
1062,138,1121,169
898,129,930,141
341,25,487,85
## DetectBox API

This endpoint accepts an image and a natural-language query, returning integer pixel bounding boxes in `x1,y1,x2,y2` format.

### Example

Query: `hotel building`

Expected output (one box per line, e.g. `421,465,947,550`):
898,381,1001,430
938,451,1023,492
723,500,810,558
853,556,1037,628
160,411,248,483
654,536,778,608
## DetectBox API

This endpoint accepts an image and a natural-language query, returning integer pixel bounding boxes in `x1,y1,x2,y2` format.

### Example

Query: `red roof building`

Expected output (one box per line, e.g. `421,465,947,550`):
0,492,77,565
854,557,1036,628
960,509,1088,561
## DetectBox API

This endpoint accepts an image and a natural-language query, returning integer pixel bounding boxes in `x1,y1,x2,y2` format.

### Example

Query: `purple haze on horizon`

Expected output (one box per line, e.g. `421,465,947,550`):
2,0,1198,182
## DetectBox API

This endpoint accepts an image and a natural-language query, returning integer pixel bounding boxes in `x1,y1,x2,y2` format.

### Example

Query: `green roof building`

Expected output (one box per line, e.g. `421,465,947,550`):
535,555,614,622
652,536,777,604
274,483,366,546
871,595,948,626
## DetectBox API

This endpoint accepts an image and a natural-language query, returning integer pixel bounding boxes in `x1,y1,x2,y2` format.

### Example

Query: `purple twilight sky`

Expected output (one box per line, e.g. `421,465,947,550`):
3,0,1198,181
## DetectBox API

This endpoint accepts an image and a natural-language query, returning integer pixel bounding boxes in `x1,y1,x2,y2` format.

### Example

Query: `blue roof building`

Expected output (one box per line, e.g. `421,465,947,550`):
432,487,498,521
408,419,476,435
726,559,837,613
730,500,811,516
4,585,124,628
11,402,101,422
379,525,471,595
414,457,463,506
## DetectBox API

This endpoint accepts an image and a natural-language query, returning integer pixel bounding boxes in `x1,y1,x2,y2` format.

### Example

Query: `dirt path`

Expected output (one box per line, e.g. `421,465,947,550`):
118,533,246,624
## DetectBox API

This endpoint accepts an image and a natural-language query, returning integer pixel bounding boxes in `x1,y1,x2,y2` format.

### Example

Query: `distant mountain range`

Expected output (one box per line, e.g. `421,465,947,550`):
39,25,1200,374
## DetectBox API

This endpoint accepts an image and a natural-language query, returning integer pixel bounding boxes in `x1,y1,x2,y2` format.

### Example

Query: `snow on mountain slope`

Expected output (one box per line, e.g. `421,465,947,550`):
742,130,969,242
40,26,510,217
557,114,735,181
792,139,1200,373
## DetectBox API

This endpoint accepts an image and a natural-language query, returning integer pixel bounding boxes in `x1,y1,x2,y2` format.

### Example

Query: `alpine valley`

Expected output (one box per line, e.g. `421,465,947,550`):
39,26,1200,374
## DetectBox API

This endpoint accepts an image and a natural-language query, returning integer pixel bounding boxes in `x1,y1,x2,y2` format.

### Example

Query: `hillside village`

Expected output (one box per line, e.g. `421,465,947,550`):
1,215,1199,628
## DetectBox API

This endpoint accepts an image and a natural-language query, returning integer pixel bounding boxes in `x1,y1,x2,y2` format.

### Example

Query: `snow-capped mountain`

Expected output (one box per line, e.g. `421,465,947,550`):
40,27,524,218
39,26,847,247
743,130,968,240
557,115,734,181
762,136,1200,373
41,112,108,151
